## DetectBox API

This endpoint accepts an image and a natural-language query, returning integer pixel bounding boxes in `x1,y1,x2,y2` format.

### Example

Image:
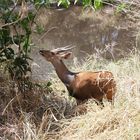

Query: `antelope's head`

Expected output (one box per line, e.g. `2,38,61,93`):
39,45,74,62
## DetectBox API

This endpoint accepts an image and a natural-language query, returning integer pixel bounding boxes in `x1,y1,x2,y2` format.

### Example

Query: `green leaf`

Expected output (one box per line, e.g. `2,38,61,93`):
82,0,92,6
116,3,127,13
94,0,103,10
58,0,70,8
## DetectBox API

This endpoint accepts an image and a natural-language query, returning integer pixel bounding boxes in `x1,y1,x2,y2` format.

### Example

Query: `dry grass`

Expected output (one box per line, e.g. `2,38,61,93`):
1,1,140,140
56,52,140,140
1,51,140,140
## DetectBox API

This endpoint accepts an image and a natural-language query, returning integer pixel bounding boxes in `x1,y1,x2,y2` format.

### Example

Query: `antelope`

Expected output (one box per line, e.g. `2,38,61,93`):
39,46,116,104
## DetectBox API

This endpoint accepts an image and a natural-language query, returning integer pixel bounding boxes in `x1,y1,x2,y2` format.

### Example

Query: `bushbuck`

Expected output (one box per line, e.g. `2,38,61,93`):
39,46,116,104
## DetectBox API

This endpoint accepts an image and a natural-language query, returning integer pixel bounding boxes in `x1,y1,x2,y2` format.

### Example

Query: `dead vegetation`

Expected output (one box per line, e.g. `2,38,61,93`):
1,1,140,140
1,50,140,140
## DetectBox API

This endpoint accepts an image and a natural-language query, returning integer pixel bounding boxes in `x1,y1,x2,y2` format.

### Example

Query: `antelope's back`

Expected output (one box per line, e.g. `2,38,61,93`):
71,71,116,101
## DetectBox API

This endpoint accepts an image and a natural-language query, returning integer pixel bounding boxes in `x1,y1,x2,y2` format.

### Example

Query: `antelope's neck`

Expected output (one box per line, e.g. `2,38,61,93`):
52,60,75,85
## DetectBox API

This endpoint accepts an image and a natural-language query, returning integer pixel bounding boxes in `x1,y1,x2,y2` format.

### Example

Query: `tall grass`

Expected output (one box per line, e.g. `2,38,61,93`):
56,52,140,140
1,51,140,140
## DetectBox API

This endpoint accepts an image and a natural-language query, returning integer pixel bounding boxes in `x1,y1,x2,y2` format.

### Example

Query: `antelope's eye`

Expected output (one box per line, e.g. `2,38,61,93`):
51,52,55,55
39,50,43,54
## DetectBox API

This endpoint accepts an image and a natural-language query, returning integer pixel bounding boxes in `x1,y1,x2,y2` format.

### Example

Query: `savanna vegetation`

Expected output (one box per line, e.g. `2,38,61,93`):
0,0,140,140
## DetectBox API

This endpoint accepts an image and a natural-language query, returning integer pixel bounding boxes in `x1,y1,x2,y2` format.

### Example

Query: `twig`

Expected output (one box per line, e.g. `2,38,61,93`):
2,97,16,115
37,27,58,43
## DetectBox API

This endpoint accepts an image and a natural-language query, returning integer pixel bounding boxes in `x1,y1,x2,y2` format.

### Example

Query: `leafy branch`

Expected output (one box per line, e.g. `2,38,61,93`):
0,0,47,92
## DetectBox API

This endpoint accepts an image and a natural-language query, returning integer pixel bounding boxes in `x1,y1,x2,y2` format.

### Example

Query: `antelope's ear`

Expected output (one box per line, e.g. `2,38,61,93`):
61,52,72,59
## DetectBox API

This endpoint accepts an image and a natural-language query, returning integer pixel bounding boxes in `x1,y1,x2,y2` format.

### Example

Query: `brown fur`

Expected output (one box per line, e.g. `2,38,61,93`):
69,71,116,102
